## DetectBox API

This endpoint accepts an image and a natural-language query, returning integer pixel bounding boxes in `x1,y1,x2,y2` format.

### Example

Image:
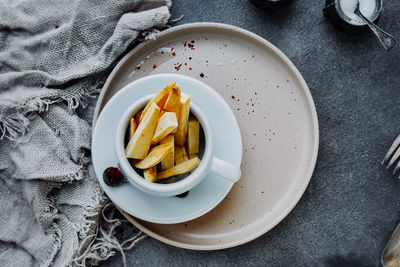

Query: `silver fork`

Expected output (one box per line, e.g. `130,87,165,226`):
383,134,400,174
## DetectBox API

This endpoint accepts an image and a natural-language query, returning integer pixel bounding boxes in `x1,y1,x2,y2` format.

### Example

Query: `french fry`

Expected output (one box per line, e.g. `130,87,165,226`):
129,118,137,140
139,82,175,123
160,135,174,170
175,93,191,147
174,145,184,165
187,116,199,158
151,112,178,145
125,83,201,182
134,143,173,169
143,166,157,182
157,177,175,184
157,157,200,180
175,145,189,164
135,110,143,125
162,86,181,132
182,145,189,161
126,103,160,159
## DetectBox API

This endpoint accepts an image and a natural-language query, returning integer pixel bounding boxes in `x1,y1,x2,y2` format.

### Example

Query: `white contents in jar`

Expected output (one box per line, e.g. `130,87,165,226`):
339,0,377,24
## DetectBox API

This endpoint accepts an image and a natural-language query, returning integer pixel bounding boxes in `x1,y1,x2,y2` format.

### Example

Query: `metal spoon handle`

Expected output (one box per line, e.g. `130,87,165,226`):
355,9,397,50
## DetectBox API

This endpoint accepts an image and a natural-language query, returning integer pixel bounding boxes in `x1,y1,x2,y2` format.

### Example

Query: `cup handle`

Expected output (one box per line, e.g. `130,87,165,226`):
209,157,241,183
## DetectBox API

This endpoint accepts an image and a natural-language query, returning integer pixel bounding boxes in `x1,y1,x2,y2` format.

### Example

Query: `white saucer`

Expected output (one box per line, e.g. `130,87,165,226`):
92,73,242,224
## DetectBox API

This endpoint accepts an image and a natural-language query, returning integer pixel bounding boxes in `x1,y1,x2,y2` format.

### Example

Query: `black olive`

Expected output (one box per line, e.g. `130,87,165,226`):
103,167,124,186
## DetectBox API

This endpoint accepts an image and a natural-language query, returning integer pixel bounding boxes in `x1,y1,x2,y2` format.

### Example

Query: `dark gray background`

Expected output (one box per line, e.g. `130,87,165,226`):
103,0,400,266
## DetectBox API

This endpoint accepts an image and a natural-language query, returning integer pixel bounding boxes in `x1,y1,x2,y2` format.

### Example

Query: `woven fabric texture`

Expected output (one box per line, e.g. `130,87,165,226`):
0,0,171,266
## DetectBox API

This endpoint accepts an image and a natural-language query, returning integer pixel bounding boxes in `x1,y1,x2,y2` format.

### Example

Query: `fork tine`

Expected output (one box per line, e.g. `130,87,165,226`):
387,145,400,170
393,157,400,175
383,133,400,164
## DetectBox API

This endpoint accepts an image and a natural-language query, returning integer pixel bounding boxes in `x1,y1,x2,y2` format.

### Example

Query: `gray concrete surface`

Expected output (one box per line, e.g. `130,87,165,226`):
102,0,400,266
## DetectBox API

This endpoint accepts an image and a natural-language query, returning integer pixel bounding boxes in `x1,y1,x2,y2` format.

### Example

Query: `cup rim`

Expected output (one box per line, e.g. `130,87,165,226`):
115,93,213,196
335,0,382,26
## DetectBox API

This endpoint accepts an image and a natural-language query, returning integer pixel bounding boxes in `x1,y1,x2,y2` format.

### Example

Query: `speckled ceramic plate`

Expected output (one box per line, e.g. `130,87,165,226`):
93,23,319,250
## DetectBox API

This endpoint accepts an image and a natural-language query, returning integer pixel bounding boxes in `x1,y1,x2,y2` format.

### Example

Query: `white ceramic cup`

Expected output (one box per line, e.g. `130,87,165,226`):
115,94,241,197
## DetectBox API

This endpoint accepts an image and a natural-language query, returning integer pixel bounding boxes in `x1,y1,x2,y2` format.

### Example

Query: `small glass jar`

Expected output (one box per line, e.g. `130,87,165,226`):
323,0,383,33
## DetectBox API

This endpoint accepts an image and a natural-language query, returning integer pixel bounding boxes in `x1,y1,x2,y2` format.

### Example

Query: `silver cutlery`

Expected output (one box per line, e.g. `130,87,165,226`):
354,0,396,50
382,134,400,174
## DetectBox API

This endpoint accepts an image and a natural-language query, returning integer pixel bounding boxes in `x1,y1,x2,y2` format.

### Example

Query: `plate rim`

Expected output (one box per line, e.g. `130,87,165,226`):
92,22,319,250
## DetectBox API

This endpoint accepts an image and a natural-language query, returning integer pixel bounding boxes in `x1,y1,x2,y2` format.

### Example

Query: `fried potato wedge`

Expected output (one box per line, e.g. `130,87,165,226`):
126,103,160,159
134,143,173,169
160,135,174,170
135,110,143,125
189,154,198,159
139,82,175,123
162,86,181,131
143,166,157,183
157,157,200,180
129,118,137,140
151,112,178,145
157,177,175,184
182,145,189,161
175,93,191,147
175,145,190,165
187,116,199,158
174,145,184,165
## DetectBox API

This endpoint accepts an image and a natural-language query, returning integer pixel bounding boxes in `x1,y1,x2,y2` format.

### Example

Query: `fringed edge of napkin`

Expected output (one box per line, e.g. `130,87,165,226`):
42,191,63,267
0,84,99,141
72,202,147,266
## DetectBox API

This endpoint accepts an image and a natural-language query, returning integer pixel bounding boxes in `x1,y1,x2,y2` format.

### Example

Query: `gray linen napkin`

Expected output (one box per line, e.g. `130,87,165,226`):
0,0,170,266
